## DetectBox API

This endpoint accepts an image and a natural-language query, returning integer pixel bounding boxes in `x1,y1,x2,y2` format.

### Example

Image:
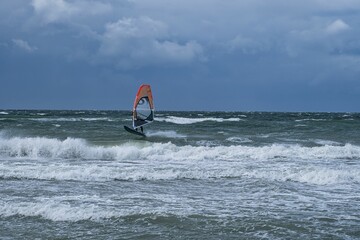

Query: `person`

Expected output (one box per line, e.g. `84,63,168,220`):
132,110,144,134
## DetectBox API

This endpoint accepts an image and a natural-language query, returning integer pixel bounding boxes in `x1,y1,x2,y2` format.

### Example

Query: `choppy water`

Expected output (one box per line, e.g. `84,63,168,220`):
0,110,359,239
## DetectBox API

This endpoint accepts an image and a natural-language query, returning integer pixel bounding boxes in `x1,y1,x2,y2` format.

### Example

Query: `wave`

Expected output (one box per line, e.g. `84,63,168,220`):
155,116,243,124
0,111,9,115
0,196,162,222
146,130,187,138
2,160,358,184
295,119,328,122
30,117,114,122
312,139,341,146
0,136,359,185
226,137,253,144
0,194,204,222
1,136,359,161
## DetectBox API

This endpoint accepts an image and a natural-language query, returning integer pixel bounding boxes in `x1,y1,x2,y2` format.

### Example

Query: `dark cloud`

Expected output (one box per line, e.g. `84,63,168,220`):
97,16,204,69
1,0,359,111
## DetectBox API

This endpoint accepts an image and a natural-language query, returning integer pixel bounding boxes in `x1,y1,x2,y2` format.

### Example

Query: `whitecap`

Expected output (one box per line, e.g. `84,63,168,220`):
1,136,359,162
295,119,328,122
312,139,341,146
0,197,125,222
0,134,359,186
30,117,113,122
0,195,195,222
156,116,242,124
244,167,360,185
226,137,253,144
146,130,187,138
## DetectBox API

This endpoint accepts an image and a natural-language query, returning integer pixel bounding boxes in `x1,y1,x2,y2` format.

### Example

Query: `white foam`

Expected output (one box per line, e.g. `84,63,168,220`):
0,111,9,115
244,167,360,185
196,140,220,147
0,157,359,185
146,130,187,138
0,196,132,221
313,139,341,146
295,119,328,122
292,168,359,185
226,137,253,144
0,136,359,185
30,117,113,122
155,116,242,124
0,194,195,222
1,136,359,162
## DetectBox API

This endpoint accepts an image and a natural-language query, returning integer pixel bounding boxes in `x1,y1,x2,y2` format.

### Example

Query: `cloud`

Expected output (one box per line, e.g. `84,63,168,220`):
99,17,167,56
2,0,360,111
12,39,37,52
98,17,204,68
227,35,270,54
284,17,355,58
31,0,112,24
325,19,350,34
153,40,203,61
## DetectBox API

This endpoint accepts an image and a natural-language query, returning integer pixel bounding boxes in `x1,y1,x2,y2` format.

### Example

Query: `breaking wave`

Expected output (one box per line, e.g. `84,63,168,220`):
226,137,253,144
146,130,187,138
30,117,114,122
1,161,359,185
155,116,242,124
0,136,359,185
0,196,173,222
0,136,359,161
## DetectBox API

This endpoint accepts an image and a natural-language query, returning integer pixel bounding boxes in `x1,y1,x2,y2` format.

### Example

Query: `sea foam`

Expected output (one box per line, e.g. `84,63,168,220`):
146,130,187,138
1,136,360,161
30,117,114,122
0,197,127,222
155,116,242,124
0,194,193,222
0,136,359,185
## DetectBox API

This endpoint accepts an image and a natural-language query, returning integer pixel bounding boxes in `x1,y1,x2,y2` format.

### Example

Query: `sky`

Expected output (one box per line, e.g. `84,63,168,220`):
0,0,360,112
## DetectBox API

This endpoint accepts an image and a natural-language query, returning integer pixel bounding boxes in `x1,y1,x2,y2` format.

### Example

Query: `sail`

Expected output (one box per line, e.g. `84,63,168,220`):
132,84,154,129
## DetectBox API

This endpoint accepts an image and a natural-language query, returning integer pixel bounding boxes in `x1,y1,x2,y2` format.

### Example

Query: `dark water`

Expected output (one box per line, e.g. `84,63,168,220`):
0,110,359,239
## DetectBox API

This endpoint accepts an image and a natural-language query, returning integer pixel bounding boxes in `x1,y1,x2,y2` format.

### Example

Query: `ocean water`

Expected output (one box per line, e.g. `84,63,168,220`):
0,110,359,239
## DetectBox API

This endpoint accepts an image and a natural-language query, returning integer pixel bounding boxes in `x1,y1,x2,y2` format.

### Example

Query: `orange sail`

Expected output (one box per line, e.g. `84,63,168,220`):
132,84,154,129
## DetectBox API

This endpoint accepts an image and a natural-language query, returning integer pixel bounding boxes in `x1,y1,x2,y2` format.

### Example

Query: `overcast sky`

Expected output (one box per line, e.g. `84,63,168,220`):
1,0,359,111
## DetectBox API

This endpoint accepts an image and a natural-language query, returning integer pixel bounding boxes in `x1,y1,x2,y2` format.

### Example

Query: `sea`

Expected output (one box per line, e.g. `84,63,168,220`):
0,110,359,239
